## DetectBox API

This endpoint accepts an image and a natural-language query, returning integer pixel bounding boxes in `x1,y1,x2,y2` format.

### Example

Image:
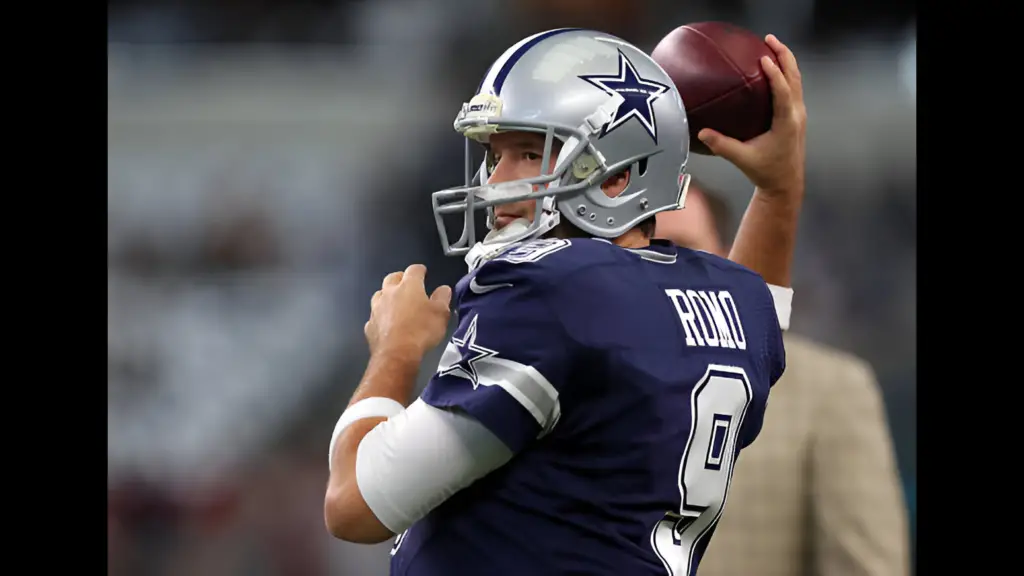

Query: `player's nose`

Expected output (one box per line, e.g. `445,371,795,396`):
486,166,510,185
487,153,523,185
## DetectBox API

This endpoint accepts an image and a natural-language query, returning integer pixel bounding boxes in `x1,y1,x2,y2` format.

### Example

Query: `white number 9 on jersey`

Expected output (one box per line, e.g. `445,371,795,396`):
650,365,753,576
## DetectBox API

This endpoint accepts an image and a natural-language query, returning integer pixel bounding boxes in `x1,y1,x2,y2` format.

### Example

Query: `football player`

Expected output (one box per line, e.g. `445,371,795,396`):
325,29,807,576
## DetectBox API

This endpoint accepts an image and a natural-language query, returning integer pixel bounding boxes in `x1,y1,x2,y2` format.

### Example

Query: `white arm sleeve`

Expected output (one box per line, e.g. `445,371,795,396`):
767,283,793,331
355,398,514,534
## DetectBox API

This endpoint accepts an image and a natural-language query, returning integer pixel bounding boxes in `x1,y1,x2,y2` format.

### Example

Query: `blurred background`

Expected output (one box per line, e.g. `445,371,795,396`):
107,0,916,574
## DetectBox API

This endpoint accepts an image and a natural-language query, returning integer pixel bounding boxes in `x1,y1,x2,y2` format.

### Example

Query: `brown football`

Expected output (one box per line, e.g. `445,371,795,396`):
652,22,778,155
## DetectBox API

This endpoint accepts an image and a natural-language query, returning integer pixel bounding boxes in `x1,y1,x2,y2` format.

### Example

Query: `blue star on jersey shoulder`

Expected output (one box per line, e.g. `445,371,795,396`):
438,313,498,389
578,49,671,143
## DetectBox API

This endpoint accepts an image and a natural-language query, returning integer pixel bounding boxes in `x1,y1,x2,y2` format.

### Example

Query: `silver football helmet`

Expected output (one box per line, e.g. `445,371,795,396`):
430,28,692,268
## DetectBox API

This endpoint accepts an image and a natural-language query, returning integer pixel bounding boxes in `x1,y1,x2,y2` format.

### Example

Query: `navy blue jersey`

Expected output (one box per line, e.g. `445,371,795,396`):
393,238,785,576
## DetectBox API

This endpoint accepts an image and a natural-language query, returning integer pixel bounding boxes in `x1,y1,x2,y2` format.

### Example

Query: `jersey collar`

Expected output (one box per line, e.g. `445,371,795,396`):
593,238,678,264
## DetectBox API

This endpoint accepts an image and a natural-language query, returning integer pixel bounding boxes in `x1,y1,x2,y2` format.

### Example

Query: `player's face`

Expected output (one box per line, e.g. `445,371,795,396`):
486,131,562,230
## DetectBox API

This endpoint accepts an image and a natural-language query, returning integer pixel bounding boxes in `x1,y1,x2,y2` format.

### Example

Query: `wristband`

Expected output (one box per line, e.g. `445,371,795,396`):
767,283,794,331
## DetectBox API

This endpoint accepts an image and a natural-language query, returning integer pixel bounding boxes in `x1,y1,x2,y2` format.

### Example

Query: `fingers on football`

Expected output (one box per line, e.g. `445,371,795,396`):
760,56,794,123
430,285,453,309
697,128,749,165
382,271,404,288
765,35,803,103
371,290,382,309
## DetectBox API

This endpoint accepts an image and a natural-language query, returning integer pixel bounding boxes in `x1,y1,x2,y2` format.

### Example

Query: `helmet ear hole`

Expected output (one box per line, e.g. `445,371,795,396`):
601,169,632,199
637,158,649,177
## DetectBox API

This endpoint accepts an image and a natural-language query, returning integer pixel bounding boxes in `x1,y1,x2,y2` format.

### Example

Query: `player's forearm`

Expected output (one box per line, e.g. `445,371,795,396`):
728,185,804,287
347,348,423,410
325,349,422,543
335,350,423,470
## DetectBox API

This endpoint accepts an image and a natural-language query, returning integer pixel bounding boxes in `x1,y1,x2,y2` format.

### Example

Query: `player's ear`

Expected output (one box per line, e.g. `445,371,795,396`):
600,169,631,198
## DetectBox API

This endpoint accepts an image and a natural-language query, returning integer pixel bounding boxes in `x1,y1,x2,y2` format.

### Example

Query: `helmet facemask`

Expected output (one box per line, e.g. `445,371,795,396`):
431,93,642,269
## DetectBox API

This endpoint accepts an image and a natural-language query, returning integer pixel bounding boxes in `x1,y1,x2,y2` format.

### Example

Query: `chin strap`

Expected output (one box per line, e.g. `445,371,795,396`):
464,222,528,271
464,200,561,271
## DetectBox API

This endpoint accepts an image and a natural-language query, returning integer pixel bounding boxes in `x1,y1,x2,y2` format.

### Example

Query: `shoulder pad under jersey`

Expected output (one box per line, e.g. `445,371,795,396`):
456,238,626,298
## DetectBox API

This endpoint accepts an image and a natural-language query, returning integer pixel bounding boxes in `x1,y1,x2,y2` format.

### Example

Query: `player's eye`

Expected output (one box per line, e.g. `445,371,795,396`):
523,152,542,161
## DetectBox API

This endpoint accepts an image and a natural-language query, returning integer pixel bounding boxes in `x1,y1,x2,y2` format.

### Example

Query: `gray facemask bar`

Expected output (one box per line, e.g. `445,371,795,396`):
431,117,640,257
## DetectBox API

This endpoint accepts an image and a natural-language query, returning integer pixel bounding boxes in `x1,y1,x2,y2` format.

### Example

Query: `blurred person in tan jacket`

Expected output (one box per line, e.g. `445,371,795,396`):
657,183,909,576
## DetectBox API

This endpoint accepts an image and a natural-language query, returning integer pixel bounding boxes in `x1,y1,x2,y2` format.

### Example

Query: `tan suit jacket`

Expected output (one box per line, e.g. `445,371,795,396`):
699,334,909,576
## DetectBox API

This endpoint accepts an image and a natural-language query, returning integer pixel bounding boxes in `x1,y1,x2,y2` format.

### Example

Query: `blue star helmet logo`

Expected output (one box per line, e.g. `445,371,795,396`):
578,49,672,143
438,313,497,389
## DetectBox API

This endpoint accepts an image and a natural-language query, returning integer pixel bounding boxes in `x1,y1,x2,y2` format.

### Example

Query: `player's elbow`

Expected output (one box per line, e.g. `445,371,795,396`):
324,484,394,544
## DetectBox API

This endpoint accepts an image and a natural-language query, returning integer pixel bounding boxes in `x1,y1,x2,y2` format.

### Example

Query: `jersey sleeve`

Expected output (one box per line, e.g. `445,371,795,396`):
739,278,788,450
420,258,573,454
764,282,787,387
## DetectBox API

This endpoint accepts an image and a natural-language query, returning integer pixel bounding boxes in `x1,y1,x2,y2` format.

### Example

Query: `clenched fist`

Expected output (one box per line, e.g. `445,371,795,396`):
365,264,453,362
